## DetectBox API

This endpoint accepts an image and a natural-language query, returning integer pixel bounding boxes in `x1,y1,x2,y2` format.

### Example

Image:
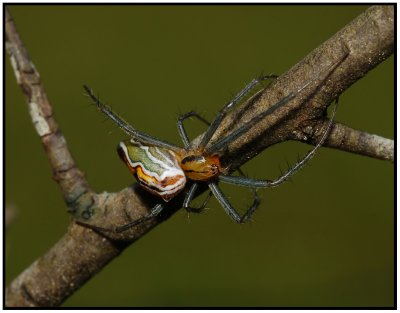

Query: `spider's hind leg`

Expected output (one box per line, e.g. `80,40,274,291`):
241,187,261,223
208,169,262,224
236,167,261,221
77,203,166,233
183,182,212,214
217,98,339,189
208,182,261,224
114,203,165,233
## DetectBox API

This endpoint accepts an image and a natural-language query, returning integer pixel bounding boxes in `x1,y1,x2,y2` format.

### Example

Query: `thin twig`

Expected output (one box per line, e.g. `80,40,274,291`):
322,121,393,162
5,9,95,218
5,5,394,307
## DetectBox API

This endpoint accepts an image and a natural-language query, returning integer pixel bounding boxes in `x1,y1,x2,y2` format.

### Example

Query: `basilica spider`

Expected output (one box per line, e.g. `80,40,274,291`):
83,63,339,233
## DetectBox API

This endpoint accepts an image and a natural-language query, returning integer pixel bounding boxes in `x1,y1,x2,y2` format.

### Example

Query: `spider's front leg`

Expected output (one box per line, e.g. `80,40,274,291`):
177,75,278,150
83,85,182,152
196,75,278,150
177,111,211,149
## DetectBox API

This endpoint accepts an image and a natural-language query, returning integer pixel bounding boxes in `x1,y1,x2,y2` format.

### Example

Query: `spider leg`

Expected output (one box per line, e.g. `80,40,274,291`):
205,90,300,155
75,220,116,233
218,99,339,189
204,54,347,156
236,167,260,209
197,75,278,150
176,111,260,214
83,85,182,152
114,203,165,233
75,204,164,233
177,111,211,149
183,182,213,213
208,182,260,223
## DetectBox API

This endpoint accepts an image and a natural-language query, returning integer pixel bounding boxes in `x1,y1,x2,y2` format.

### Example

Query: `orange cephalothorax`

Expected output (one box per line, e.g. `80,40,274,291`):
180,154,222,181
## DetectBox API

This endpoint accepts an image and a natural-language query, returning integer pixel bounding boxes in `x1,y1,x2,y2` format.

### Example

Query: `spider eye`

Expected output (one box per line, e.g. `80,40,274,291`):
181,155,205,164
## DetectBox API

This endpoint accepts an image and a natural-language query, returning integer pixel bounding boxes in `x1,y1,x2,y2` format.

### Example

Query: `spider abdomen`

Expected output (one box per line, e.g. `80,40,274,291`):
117,140,186,202
180,154,221,181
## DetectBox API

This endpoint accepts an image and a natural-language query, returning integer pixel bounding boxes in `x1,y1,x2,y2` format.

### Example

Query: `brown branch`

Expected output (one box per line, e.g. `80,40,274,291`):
5,5,394,307
5,9,95,218
208,4,394,169
315,120,394,162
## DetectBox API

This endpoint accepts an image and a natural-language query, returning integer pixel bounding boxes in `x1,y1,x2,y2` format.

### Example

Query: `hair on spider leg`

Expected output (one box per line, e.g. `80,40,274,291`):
82,87,119,136
278,163,284,177
257,71,279,83
284,157,290,169
186,191,212,212
279,153,307,184
281,158,295,184
82,87,101,111
174,106,184,118
296,152,312,169
84,86,121,125
100,108,124,133
185,204,212,224
235,167,249,177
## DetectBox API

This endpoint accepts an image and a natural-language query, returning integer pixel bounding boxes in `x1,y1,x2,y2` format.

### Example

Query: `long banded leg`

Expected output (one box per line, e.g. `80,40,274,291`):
204,53,348,156
208,182,260,223
115,203,165,233
183,182,212,213
218,99,339,189
83,85,181,152
205,89,301,155
177,111,211,149
197,75,278,150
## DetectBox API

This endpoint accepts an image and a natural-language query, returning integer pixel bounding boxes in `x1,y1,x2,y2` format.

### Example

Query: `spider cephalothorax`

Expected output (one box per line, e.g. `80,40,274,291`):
179,152,222,181
82,56,345,233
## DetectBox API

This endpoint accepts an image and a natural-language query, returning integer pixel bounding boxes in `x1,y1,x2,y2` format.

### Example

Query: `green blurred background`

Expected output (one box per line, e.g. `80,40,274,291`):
5,5,394,307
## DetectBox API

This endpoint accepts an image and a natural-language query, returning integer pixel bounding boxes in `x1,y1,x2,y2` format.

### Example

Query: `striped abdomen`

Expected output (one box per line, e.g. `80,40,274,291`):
118,140,186,202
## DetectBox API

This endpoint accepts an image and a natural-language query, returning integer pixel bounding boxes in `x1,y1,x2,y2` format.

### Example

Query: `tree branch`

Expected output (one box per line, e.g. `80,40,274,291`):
5,8,94,218
318,120,393,162
208,4,394,169
5,5,393,307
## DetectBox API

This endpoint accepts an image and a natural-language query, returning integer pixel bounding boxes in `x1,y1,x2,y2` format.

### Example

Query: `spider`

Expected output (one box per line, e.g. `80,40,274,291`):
82,63,339,233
